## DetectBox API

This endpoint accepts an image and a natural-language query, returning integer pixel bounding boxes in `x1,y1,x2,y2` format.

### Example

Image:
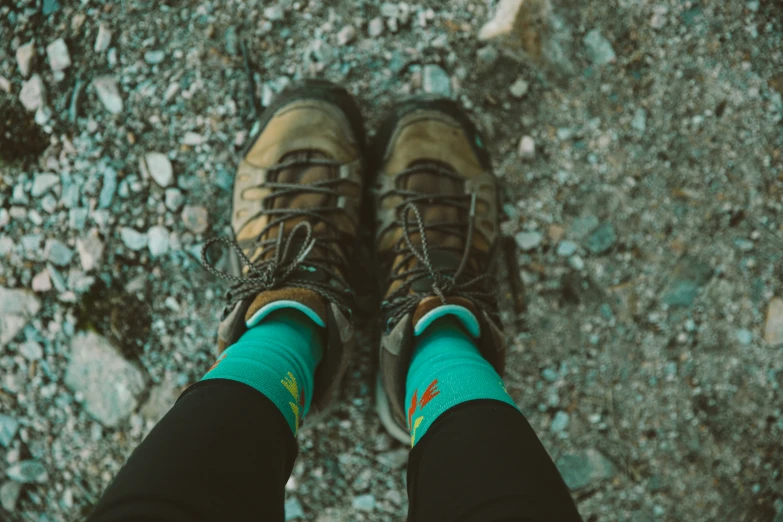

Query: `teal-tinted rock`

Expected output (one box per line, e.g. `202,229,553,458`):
661,257,713,307
556,449,616,491
586,222,617,255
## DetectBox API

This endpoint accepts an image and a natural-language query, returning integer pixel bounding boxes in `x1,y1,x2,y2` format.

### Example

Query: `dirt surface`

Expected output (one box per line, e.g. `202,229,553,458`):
1,0,783,520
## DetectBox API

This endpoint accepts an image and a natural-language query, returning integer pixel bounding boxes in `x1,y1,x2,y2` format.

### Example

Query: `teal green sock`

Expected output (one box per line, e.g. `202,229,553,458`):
201,308,324,436
405,307,518,447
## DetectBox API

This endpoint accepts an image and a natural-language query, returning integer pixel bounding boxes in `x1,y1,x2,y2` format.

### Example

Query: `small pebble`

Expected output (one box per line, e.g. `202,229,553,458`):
0,414,20,447
31,173,60,197
632,108,647,134
32,270,52,292
16,42,35,78
515,231,543,251
509,77,529,98
476,46,499,66
19,74,45,112
144,50,165,65
181,206,209,234
92,76,123,114
0,481,21,512
542,368,559,382
148,226,170,257
264,5,284,20
422,64,451,96
518,136,536,160
284,497,305,520
352,494,376,512
368,17,384,37
337,25,356,45
586,222,617,255
557,241,578,257
120,228,149,251
551,411,570,432
19,340,43,361
141,152,174,188
69,208,89,231
46,38,71,71
165,188,185,212
94,23,112,53
569,255,585,270
584,29,616,65
45,239,74,266
6,460,48,484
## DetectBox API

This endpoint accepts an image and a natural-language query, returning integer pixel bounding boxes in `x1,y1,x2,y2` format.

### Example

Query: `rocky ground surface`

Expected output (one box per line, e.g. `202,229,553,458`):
2,0,783,520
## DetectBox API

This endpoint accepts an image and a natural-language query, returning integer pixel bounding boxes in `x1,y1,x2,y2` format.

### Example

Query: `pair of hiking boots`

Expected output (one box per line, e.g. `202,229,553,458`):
203,80,506,443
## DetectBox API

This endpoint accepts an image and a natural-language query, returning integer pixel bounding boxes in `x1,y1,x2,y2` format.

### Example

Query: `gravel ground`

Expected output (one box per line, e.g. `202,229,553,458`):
2,0,783,520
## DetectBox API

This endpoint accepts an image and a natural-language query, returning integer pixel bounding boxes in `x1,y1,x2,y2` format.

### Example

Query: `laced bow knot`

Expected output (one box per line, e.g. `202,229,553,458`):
201,220,318,301
200,154,355,312
384,191,496,325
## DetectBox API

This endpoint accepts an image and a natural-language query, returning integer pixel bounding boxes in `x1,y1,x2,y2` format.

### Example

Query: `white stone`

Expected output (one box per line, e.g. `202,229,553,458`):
182,132,205,146
120,228,149,251
147,226,170,257
34,105,52,125
144,50,166,65
557,240,578,257
46,38,71,72
515,231,543,251
31,270,52,292
569,255,585,270
92,76,123,114
368,17,384,37
264,5,284,20
19,74,45,112
5,460,48,484
337,25,356,45
479,0,525,40
0,481,21,512
31,173,59,197
18,341,43,361
94,23,112,53
584,29,616,65
352,494,376,512
164,188,184,211
64,332,146,427
140,152,174,187
181,206,209,234
518,136,536,160
422,64,451,96
76,229,104,271
631,108,647,133
0,287,41,348
764,298,783,345
16,42,35,78
45,239,74,266
0,76,10,93
509,77,529,98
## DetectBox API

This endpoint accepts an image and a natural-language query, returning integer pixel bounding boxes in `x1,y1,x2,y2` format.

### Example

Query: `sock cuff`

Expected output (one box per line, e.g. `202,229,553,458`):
246,300,326,328
413,304,481,338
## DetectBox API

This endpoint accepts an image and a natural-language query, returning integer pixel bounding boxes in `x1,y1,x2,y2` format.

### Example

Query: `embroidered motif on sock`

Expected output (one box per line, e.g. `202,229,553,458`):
281,372,305,435
208,353,226,373
407,379,440,446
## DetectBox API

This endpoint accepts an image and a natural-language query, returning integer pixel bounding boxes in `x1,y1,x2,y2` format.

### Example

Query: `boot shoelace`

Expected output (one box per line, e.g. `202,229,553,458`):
381,163,497,327
201,156,354,312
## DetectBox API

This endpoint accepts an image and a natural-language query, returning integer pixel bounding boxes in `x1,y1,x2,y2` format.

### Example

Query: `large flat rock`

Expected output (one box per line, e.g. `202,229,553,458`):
64,332,146,427
0,287,41,347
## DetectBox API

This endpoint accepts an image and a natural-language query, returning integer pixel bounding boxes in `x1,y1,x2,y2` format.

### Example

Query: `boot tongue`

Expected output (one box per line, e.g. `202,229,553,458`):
257,150,335,263
410,250,462,293
244,287,328,327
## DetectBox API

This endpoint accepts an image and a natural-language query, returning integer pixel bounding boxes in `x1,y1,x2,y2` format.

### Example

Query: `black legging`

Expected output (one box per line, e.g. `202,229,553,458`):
87,379,582,522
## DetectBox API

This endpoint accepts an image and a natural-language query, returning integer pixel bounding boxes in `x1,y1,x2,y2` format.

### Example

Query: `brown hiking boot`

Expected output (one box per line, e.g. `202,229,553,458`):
371,97,507,443
202,79,366,425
